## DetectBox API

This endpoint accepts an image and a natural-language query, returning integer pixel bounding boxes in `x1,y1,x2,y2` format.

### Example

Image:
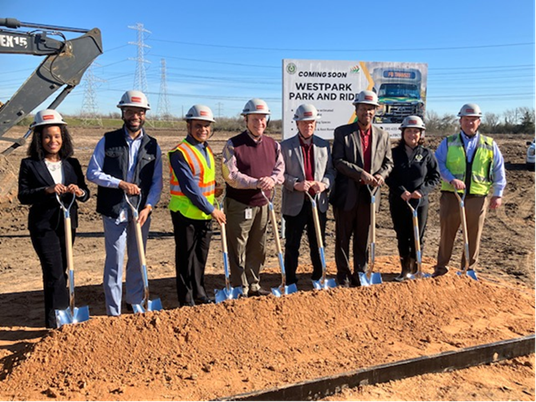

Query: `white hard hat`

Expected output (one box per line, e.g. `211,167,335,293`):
32,109,67,127
458,103,482,117
293,104,320,121
117,90,151,110
185,104,216,123
241,98,271,115
352,90,379,106
400,115,426,130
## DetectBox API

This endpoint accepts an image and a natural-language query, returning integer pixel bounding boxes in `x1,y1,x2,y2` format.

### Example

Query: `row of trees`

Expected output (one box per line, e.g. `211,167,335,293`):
15,107,534,136
425,107,535,136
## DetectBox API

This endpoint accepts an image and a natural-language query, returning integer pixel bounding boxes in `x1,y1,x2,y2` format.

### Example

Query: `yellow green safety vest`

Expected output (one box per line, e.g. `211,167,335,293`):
168,139,215,220
441,133,494,195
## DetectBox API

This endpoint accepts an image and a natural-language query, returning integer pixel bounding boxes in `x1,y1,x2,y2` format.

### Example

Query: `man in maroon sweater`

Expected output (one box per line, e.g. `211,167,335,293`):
222,98,285,297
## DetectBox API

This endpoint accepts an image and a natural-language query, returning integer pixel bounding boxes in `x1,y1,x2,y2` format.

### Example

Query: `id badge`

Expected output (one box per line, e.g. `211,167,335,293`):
245,207,253,220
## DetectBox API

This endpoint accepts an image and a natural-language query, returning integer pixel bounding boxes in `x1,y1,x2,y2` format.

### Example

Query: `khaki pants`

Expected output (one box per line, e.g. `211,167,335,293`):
224,197,269,293
436,192,489,270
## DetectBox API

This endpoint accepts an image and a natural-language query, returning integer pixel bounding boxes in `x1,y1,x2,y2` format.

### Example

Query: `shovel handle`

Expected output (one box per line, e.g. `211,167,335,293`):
261,189,287,284
366,185,381,277
305,192,324,250
215,200,232,290
124,193,142,219
125,192,150,305
454,191,471,273
306,192,328,283
406,199,423,274
56,193,76,312
367,185,380,243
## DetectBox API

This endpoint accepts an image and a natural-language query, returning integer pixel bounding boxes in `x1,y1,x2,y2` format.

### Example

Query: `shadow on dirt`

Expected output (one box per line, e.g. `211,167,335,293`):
505,162,531,171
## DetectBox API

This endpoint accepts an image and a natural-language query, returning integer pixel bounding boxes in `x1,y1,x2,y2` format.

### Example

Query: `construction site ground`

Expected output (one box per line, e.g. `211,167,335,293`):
0,127,534,401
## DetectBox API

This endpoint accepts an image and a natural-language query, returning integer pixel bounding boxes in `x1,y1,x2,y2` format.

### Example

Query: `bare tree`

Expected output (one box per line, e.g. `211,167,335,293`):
424,110,457,136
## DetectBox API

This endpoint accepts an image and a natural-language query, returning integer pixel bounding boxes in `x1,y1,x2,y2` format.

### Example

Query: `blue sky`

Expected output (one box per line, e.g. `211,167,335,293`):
0,0,534,121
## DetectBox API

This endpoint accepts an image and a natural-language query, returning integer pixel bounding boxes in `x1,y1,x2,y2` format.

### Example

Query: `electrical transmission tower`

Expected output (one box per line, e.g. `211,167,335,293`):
216,102,224,118
128,23,151,94
157,58,172,125
80,63,103,127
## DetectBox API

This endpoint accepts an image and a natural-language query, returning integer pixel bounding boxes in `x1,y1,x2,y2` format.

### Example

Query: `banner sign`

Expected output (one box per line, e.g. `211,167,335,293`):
282,59,428,140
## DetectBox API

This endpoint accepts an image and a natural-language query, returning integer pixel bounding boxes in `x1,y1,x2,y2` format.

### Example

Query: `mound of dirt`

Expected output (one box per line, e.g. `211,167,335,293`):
0,155,18,205
0,276,533,401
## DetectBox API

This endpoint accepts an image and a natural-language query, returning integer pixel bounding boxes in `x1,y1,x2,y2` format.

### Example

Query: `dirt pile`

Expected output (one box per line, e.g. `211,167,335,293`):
0,154,18,205
0,276,533,401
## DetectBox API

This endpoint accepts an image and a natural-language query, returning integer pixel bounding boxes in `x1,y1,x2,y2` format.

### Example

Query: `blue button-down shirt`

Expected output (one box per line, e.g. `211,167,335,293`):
435,130,506,197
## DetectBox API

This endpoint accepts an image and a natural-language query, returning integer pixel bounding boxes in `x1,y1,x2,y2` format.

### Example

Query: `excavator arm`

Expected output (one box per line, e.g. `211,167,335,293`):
0,18,103,154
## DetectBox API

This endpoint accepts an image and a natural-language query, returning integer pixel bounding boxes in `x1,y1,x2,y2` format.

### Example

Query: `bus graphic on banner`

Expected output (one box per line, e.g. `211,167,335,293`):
373,68,425,124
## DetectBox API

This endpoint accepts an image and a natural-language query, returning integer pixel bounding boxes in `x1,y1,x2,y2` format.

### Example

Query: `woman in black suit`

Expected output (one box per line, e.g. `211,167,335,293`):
18,109,90,328
386,116,440,281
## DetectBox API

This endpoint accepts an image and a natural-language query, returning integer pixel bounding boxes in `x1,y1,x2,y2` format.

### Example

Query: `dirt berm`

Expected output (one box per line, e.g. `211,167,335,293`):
0,275,533,401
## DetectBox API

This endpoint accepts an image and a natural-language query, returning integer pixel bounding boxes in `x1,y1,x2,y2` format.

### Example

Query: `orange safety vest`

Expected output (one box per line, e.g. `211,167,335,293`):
168,139,215,220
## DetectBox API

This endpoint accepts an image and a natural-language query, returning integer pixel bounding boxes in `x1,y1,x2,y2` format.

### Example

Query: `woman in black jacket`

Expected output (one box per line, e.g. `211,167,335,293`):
18,109,90,328
386,116,440,281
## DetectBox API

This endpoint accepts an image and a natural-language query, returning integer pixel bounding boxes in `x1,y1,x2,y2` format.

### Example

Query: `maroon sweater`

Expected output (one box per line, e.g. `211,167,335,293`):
226,131,278,206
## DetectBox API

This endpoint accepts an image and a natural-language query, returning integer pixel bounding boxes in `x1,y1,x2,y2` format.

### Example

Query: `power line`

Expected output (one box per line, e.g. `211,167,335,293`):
149,38,534,53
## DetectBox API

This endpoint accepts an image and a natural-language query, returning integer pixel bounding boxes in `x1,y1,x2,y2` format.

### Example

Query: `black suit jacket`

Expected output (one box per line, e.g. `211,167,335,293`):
18,157,90,233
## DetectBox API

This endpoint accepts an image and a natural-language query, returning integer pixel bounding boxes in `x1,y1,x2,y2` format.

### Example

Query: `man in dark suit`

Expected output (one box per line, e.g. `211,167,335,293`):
280,104,335,286
331,90,393,286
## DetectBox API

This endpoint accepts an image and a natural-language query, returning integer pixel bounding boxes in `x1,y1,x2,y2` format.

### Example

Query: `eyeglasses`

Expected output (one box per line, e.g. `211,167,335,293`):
123,109,146,117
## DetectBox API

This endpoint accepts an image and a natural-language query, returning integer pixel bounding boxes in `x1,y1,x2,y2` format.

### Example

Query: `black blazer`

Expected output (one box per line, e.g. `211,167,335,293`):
385,143,441,206
18,157,90,233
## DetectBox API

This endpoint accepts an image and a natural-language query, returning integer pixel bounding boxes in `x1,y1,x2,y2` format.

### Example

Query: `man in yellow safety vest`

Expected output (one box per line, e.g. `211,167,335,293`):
433,103,506,277
168,105,225,306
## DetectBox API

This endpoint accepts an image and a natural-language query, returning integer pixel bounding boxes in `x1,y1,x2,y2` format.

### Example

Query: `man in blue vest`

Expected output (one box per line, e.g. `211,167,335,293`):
222,98,285,297
168,105,225,307
433,103,506,277
87,90,163,316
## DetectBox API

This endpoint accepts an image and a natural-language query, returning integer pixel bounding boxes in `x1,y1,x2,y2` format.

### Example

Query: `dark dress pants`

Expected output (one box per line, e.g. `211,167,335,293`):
334,188,371,285
389,196,429,259
30,228,71,328
283,201,327,285
171,211,212,306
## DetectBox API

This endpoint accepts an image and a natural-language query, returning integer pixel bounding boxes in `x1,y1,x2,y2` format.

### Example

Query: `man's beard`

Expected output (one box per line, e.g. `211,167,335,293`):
124,119,145,132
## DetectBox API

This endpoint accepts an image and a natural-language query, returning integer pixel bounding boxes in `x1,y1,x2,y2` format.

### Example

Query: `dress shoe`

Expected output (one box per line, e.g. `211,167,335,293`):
431,266,449,278
126,304,134,313
248,288,271,297
194,297,214,305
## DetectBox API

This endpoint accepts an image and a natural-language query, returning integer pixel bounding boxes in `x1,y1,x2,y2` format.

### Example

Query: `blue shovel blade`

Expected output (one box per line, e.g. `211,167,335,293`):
271,283,298,297
457,270,478,281
215,286,243,303
312,278,337,290
415,272,432,279
55,305,90,328
359,272,383,286
132,298,163,313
